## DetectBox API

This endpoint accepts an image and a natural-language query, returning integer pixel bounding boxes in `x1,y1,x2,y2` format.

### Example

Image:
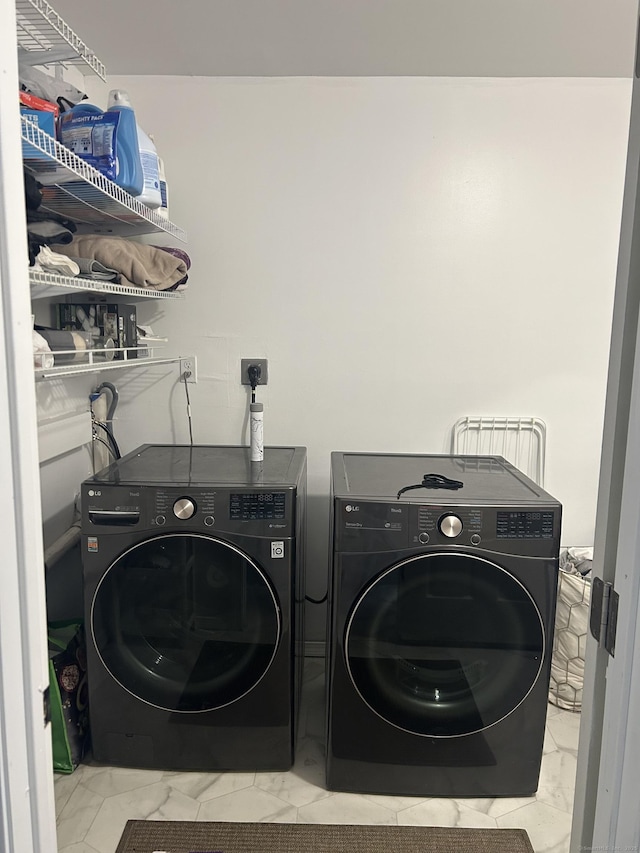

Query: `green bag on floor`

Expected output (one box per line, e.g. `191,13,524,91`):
48,621,90,773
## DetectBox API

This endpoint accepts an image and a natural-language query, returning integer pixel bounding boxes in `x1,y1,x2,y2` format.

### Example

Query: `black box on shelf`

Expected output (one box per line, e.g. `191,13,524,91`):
56,303,138,359
119,304,138,359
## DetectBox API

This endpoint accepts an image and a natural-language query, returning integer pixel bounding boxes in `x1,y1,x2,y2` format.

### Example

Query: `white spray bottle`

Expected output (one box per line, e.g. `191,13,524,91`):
250,402,264,462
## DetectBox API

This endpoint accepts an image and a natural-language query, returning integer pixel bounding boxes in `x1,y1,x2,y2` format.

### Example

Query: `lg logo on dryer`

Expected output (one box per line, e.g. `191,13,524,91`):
345,505,360,512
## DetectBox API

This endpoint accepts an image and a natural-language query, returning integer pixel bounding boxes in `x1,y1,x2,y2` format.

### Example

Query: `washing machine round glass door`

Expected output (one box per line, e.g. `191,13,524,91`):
91,533,280,712
345,552,544,736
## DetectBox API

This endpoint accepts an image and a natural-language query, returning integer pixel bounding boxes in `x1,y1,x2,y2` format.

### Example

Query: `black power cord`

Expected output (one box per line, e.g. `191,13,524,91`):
90,382,121,472
397,473,463,499
247,363,261,403
94,381,121,459
93,419,121,458
93,433,118,460
305,591,328,604
182,372,194,445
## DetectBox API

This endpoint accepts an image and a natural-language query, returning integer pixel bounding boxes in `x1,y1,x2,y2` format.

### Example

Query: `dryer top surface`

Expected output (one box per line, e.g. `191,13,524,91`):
86,444,307,488
332,452,560,506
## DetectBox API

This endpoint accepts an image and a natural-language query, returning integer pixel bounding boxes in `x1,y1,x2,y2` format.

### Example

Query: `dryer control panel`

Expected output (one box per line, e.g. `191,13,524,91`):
416,506,482,540
334,498,560,557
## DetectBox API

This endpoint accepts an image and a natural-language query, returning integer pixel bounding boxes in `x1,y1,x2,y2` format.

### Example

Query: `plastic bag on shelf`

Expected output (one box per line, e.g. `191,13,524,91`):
18,56,87,112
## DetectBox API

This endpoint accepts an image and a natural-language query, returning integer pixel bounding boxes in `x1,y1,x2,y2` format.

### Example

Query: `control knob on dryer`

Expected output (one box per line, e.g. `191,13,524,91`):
439,514,463,538
173,497,196,520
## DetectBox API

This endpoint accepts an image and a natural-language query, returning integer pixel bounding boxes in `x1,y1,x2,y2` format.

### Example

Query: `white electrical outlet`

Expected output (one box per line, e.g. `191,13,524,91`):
179,356,197,383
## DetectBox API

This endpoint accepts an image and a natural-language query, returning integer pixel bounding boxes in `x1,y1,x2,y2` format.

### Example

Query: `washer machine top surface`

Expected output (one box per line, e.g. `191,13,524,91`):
87,444,306,488
332,452,558,506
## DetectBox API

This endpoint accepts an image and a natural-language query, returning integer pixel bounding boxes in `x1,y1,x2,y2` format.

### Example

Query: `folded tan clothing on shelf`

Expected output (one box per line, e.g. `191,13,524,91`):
55,236,188,291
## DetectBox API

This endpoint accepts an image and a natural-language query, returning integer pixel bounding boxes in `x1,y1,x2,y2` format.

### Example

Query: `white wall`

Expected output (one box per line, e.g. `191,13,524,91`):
71,75,630,639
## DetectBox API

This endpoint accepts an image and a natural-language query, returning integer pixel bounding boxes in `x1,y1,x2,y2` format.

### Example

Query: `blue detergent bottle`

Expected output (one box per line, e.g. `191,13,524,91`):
109,91,162,209
107,90,147,199
60,100,143,196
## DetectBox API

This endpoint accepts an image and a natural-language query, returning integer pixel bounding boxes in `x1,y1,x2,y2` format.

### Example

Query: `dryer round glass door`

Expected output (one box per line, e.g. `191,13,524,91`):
345,552,544,736
91,533,281,712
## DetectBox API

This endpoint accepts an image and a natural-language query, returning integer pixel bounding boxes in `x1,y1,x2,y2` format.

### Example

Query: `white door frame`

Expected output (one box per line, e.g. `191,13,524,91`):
588,228,640,849
0,0,57,848
2,0,640,848
592,408,640,850
571,12,640,849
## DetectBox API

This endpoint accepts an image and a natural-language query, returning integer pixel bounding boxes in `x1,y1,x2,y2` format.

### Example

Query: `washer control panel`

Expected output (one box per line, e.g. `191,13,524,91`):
173,497,196,520
155,487,215,527
230,492,286,521
82,484,295,536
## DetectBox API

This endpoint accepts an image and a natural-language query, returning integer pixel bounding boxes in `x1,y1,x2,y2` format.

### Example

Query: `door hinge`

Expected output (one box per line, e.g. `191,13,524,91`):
43,686,51,726
589,576,619,657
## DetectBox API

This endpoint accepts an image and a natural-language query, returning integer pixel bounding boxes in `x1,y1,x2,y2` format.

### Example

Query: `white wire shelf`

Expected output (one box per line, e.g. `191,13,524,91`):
29,268,185,300
16,0,106,79
34,346,181,380
22,117,187,241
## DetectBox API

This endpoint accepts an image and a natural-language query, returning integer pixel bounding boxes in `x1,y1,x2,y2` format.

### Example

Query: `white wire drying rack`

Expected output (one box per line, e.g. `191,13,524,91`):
451,416,547,486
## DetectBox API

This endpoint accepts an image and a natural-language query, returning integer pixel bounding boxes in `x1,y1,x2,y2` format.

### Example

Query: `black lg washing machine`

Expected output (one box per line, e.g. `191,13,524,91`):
326,452,561,798
81,444,306,772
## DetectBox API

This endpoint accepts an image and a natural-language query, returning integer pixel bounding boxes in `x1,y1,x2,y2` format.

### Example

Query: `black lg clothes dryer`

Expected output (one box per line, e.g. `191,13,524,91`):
81,444,306,772
326,452,561,798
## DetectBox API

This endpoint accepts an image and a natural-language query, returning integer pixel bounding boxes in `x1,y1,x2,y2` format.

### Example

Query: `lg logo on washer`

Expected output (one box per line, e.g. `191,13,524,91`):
345,505,360,512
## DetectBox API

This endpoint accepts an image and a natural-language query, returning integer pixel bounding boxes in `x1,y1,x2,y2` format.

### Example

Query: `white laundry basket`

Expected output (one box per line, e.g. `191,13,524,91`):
548,547,592,712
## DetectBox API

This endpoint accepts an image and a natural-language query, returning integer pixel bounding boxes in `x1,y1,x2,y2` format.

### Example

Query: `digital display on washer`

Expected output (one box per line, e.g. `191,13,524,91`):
496,511,554,539
230,492,286,520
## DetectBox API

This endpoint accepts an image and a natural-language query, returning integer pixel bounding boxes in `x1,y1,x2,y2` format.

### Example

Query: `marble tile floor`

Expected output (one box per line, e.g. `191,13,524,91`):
55,659,579,853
